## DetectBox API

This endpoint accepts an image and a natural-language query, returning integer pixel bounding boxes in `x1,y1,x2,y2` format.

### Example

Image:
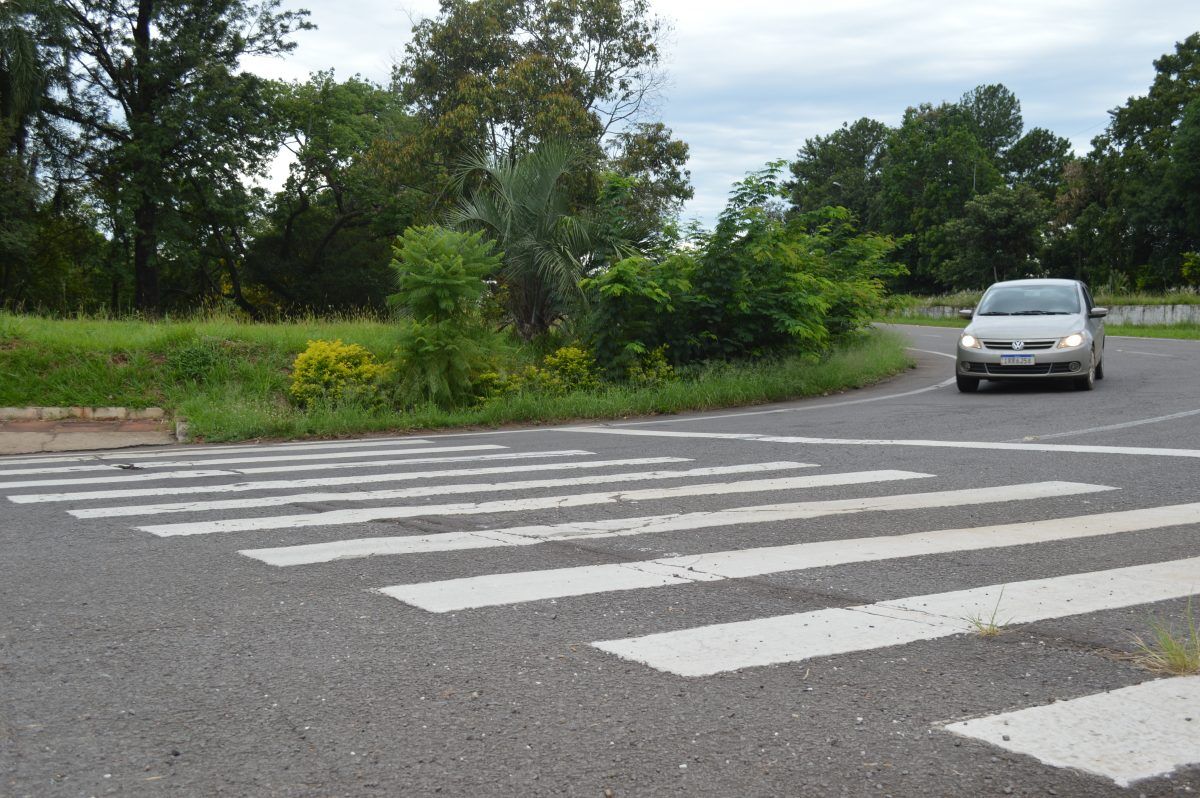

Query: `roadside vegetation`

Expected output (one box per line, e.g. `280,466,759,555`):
0,311,910,441
1130,600,1200,676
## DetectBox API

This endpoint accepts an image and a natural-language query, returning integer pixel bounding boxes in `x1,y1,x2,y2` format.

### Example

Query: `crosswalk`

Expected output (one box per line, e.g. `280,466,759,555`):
4,434,1199,788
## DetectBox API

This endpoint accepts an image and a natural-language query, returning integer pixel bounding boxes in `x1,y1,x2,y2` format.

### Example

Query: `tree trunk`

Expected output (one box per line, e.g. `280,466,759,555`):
133,195,159,311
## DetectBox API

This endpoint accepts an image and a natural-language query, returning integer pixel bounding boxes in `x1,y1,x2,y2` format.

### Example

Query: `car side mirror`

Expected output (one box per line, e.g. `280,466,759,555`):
958,308,974,320
1089,307,1108,318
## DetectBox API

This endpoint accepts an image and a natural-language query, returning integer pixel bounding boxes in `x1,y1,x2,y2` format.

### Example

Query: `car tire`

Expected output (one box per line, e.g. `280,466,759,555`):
1073,358,1096,391
1095,359,1105,380
956,374,980,393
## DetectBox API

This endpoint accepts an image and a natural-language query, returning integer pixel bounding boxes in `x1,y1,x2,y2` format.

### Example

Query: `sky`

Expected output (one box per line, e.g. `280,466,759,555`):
242,0,1200,224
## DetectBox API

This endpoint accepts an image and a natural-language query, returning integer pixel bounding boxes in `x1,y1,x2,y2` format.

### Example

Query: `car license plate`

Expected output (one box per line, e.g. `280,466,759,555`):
1001,354,1035,366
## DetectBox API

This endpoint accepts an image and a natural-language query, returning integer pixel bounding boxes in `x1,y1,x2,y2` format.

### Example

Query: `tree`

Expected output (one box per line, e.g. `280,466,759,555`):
959,84,1023,159
940,184,1049,287
1080,32,1200,287
244,73,431,311
394,0,664,163
787,117,890,228
448,140,595,339
47,0,311,311
1005,127,1073,198
878,102,1001,290
597,121,692,253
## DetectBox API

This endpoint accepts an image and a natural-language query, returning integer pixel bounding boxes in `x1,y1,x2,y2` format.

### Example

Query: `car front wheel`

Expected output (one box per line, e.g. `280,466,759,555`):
1073,354,1096,391
956,374,980,393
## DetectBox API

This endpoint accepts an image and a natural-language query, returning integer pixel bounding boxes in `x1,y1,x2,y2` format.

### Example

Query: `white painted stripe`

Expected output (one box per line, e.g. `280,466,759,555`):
563,427,1200,459
599,378,955,427
944,676,1200,787
593,557,1200,677
11,457,690,503
1023,407,1200,441
382,503,1200,612
71,461,813,518
149,469,963,537
0,450,594,490
0,445,506,476
906,348,958,359
0,437,435,466
1114,348,1174,357
242,481,1111,565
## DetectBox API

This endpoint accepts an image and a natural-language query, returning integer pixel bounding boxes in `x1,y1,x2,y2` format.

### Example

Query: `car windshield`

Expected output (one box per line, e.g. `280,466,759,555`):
976,285,1080,316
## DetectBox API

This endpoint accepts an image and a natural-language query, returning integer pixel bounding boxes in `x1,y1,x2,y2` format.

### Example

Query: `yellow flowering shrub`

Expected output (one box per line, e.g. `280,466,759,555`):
289,339,388,408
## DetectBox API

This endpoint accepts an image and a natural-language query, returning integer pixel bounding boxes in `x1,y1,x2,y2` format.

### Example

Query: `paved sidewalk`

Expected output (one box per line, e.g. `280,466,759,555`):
0,418,176,455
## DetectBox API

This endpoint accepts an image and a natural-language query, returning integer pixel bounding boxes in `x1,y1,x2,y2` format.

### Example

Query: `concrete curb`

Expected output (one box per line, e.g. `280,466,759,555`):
0,406,167,421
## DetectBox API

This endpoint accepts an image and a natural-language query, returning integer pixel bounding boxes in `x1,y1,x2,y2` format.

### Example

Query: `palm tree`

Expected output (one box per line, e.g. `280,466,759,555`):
447,141,594,340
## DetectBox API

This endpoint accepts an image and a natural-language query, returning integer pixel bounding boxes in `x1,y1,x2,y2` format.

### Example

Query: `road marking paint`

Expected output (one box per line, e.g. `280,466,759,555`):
944,676,1200,787
0,450,594,491
0,445,507,476
0,437,436,466
241,481,1109,565
151,469,953,537
599,378,956,427
71,462,813,518
381,503,1200,612
1113,348,1174,358
906,348,958,359
11,457,690,504
562,427,1200,459
593,557,1200,677
1021,407,1200,441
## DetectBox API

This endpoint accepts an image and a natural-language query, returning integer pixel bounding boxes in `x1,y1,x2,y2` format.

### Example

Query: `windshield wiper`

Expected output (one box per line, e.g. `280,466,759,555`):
1010,310,1070,315
976,311,1010,316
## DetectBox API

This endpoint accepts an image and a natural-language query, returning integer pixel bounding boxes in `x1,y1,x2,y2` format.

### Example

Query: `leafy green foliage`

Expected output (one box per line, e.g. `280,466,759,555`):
449,140,597,339
393,319,492,408
166,339,222,382
289,339,389,409
939,185,1049,288
389,227,502,322
523,346,600,395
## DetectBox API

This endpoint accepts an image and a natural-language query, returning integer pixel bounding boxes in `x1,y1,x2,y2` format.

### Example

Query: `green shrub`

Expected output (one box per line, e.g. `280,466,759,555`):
388,226,501,322
524,346,601,395
625,345,676,387
166,338,222,382
289,339,389,408
389,226,506,408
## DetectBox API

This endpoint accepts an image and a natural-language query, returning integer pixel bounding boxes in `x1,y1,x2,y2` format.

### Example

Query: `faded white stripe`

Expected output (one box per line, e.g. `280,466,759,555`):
563,427,1200,459
382,503,1200,612
12,457,689,504
0,437,435,466
72,461,812,518
0,445,506,476
242,481,1111,565
593,557,1200,677
0,450,594,491
945,676,1200,787
149,469,957,537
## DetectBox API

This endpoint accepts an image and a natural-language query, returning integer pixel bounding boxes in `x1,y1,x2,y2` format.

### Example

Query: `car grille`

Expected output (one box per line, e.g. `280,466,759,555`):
963,362,1075,376
981,340,1056,350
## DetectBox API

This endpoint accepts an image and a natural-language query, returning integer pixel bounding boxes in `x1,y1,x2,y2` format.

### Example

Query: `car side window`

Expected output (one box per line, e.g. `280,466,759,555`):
1081,283,1095,311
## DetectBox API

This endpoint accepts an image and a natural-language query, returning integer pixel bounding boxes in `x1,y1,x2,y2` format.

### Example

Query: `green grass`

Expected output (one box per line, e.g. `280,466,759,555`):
0,312,913,442
1130,600,1200,676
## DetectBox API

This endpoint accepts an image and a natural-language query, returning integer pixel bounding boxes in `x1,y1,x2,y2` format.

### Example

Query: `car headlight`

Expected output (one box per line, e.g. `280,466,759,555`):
1058,333,1085,349
960,334,981,349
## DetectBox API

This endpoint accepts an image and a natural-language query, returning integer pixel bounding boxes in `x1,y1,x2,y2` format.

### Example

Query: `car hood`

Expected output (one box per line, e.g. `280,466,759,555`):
965,315,1084,339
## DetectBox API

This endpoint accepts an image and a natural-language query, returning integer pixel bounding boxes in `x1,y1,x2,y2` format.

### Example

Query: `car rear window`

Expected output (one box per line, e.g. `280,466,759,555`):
976,285,1080,315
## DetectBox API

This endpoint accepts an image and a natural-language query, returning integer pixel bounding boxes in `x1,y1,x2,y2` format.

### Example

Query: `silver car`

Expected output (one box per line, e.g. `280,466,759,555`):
955,278,1107,393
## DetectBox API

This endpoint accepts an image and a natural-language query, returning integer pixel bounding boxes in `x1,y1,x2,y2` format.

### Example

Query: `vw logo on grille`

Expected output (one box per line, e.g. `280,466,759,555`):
1011,340,1025,351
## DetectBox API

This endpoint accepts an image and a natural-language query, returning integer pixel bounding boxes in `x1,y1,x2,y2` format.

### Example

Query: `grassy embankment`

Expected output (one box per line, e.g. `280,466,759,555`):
0,312,913,442
884,292,1200,340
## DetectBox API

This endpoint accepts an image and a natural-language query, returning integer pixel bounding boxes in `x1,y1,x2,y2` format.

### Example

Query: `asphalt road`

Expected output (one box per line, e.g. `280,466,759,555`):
2,324,1199,797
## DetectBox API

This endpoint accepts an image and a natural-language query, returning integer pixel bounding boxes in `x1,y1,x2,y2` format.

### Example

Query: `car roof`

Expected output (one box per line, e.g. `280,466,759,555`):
986,279,1081,289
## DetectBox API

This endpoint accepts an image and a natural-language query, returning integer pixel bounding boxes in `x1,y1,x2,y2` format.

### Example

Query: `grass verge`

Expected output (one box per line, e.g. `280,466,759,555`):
0,313,913,442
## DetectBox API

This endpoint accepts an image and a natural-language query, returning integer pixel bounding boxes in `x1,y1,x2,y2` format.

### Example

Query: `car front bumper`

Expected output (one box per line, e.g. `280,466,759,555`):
955,345,1090,379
